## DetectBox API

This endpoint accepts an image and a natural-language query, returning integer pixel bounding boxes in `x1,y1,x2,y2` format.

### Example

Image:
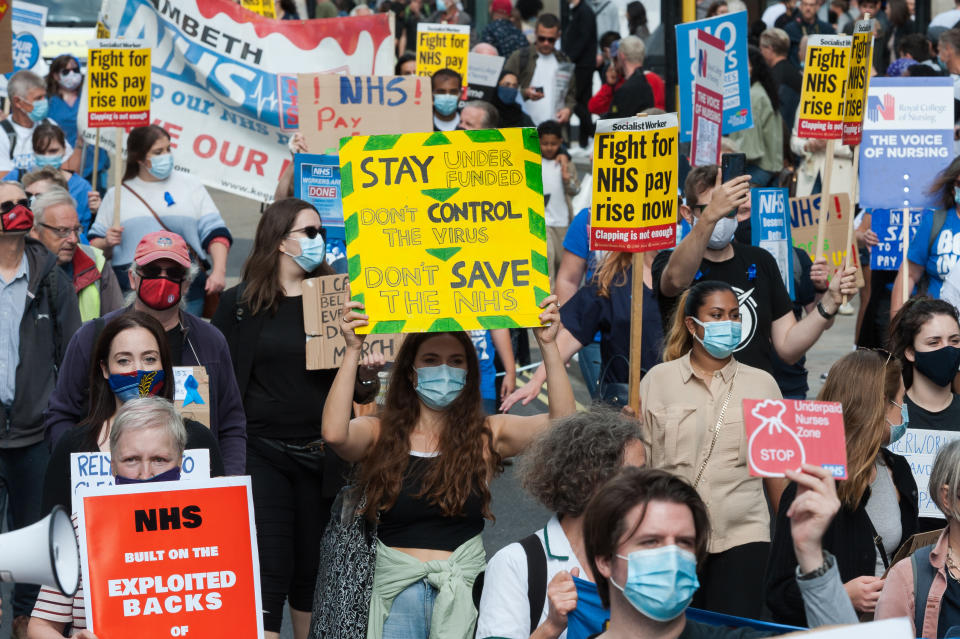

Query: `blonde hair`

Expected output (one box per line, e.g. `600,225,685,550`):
817,350,902,508
591,252,631,298
663,289,693,362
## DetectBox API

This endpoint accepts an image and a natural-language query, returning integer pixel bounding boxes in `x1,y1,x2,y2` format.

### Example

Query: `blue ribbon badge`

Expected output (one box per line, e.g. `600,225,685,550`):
183,374,205,407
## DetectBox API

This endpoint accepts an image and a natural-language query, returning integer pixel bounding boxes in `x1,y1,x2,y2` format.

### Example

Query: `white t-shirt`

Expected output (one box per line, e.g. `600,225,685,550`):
476,515,585,639
931,8,960,28
523,53,559,126
0,118,73,171
434,112,460,131
542,157,568,227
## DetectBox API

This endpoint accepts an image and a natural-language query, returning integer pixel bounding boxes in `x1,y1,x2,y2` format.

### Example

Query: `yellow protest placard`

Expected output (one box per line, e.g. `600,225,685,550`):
590,114,679,252
841,20,874,145
416,23,470,86
340,128,550,334
241,0,277,18
86,39,150,128
797,34,851,139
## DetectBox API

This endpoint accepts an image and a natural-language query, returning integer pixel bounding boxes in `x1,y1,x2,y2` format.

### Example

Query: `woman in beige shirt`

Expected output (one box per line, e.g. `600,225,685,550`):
639,280,785,619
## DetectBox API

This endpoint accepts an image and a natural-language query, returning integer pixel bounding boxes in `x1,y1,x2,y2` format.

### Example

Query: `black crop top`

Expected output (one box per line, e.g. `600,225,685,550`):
377,453,485,551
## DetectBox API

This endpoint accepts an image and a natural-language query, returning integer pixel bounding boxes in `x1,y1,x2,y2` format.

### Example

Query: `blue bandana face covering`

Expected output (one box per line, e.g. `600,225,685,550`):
610,545,700,622
115,466,182,485
415,364,467,409
107,369,166,403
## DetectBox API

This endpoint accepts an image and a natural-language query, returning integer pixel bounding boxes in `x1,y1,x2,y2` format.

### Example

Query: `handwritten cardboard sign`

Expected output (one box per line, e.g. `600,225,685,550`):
797,34,851,139
339,127,549,334
590,114,679,252
743,399,848,479
172,366,211,427
690,29,724,167
302,274,404,369
840,19,874,145
69,449,210,513
789,192,862,285
87,38,150,128
297,74,432,155
416,23,470,85
868,208,923,271
887,427,960,519
77,477,263,638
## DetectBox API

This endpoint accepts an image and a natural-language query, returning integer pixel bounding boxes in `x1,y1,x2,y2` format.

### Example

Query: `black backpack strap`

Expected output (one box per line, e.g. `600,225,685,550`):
0,119,16,160
43,268,62,370
912,544,936,635
929,208,948,255
519,532,548,635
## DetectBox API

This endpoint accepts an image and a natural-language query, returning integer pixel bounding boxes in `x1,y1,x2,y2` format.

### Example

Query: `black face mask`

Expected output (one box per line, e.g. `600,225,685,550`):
914,346,960,388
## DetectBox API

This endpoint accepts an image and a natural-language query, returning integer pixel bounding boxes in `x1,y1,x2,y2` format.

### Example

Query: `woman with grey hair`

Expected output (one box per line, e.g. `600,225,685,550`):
876,438,960,637
109,396,187,482
475,407,644,639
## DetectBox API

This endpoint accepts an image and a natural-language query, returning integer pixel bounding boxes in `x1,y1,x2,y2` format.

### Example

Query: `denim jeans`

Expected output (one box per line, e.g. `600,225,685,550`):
577,341,602,400
0,440,50,616
382,579,438,639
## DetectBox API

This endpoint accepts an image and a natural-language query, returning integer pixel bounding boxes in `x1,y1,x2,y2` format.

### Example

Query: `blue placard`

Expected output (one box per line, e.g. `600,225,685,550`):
869,208,925,271
859,77,953,211
751,188,794,300
676,12,752,142
293,153,347,272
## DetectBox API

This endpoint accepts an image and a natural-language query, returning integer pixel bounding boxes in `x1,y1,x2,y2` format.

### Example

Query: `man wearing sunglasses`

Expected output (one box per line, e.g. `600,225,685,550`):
28,187,123,322
503,13,576,126
0,181,80,630
45,230,247,476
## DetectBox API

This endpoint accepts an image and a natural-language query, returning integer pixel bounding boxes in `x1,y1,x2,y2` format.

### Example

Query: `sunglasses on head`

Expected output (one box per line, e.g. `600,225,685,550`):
0,198,30,214
137,264,188,280
537,35,557,43
289,225,327,241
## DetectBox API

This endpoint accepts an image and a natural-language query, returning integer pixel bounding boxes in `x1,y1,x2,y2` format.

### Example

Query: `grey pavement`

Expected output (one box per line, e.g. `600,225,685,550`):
0,187,859,639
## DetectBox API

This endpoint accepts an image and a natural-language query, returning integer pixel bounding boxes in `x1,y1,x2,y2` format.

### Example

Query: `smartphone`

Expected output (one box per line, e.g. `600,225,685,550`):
721,153,747,184
533,86,544,94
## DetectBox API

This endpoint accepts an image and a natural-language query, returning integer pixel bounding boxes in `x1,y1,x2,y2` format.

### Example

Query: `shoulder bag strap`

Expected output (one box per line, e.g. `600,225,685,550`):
519,532,548,635
912,544,937,635
123,183,208,270
693,364,739,489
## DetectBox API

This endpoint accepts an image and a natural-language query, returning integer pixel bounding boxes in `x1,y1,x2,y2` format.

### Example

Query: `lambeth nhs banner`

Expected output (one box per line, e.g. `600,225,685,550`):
85,0,395,201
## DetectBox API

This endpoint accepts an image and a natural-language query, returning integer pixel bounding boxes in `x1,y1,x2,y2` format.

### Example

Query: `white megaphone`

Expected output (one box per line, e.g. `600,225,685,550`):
0,506,80,596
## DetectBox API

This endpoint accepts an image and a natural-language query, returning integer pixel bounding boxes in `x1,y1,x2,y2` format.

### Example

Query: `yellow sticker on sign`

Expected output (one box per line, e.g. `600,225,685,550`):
241,0,277,19
416,23,470,86
339,128,550,334
590,113,679,252
86,39,150,129
797,34,851,139
841,20,874,145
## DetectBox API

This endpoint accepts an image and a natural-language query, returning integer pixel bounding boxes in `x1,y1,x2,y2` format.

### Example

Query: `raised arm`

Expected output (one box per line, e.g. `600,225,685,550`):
321,300,379,463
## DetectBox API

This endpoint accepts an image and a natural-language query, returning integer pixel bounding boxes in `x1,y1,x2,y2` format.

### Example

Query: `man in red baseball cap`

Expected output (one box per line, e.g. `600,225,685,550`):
479,0,528,59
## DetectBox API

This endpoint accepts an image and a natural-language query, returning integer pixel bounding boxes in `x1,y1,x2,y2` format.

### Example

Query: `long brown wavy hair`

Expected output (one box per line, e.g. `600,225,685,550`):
357,331,502,522
241,198,334,315
818,350,903,508
592,252,631,298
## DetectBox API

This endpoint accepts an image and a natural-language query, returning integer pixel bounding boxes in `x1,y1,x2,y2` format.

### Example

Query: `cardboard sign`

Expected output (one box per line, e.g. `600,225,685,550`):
294,154,345,229
590,114,679,252
790,193,855,278
10,2,47,76
751,188,794,300
240,0,276,18
69,449,211,513
859,77,954,210
173,366,211,427
77,477,263,638
743,399,847,479
467,52,504,88
0,9,11,75
416,23,470,86
797,34,852,139
86,38,150,128
675,12,752,141
690,29,724,167
297,74,433,155
887,428,960,519
302,274,404,369
339,127,549,334
868,208,923,271
840,19,874,145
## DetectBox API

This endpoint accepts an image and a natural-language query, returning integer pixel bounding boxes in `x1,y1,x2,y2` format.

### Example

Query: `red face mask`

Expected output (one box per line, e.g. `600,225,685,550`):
138,276,182,310
0,203,33,233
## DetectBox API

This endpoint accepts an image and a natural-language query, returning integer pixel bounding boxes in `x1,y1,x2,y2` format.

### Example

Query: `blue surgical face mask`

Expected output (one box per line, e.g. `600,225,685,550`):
115,466,182,485
611,545,700,622
691,317,742,359
415,364,467,409
27,97,48,122
888,400,909,444
107,370,166,403
434,94,459,116
497,86,519,104
284,234,326,272
147,153,174,180
33,153,63,169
